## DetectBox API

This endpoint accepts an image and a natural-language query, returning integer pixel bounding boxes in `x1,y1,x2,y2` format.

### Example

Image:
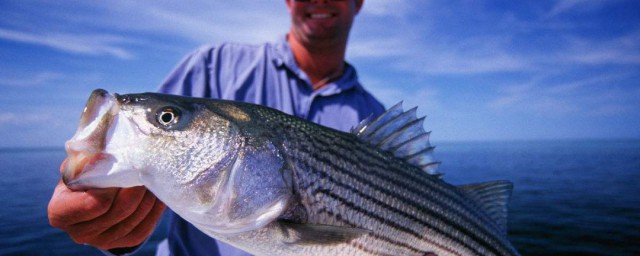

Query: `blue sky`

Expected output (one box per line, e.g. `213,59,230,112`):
0,0,639,147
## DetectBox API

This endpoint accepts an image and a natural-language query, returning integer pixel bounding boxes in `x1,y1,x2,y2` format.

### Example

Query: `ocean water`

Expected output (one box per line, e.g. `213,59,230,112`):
0,148,169,256
1,140,639,255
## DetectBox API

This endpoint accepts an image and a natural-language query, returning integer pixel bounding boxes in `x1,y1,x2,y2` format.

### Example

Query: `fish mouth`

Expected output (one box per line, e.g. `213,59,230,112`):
62,89,119,190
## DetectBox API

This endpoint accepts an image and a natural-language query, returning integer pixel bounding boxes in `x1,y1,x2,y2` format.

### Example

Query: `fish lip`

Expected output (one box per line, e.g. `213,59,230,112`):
79,89,113,128
63,89,119,189
61,151,112,190
114,93,127,104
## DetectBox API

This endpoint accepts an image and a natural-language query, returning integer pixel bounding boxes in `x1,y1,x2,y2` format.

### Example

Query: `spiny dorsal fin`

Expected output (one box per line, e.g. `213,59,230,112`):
458,181,513,235
352,102,440,176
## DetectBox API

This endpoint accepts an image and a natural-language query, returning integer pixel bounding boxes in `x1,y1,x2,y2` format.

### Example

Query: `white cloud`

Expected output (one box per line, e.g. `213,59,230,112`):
351,1,639,76
0,28,134,59
591,104,633,116
0,113,53,126
0,72,63,87
348,38,411,59
351,35,531,74
361,0,411,17
488,72,638,117
0,1,289,59
363,76,440,116
545,0,614,18
0,71,104,91
82,1,289,44
117,1,289,43
415,51,529,74
559,32,640,65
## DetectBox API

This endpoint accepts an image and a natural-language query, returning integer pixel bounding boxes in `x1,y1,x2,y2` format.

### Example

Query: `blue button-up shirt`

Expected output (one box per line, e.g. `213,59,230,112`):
155,35,384,256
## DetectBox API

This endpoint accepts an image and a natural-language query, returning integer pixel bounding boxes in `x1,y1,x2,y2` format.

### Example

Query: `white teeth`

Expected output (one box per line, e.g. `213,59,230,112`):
310,13,331,19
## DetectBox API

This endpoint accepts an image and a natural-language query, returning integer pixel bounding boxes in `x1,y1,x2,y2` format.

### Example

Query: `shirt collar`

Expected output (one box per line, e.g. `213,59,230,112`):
273,35,301,76
273,34,362,96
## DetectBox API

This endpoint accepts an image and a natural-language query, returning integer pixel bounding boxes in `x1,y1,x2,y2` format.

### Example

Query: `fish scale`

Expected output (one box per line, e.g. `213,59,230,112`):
250,106,517,255
63,90,520,256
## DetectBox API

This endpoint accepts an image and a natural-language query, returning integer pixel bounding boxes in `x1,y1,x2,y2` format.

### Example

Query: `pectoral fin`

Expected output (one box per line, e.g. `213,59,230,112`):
277,220,370,245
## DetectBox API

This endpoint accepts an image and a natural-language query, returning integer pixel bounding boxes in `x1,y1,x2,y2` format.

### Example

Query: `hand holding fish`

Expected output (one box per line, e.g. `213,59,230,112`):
47,179,165,250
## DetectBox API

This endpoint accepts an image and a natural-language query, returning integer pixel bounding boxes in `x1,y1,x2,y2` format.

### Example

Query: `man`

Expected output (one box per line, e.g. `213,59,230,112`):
48,0,384,255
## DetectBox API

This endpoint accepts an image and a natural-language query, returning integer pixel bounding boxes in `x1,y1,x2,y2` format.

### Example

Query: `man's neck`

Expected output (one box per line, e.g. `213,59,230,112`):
287,34,347,90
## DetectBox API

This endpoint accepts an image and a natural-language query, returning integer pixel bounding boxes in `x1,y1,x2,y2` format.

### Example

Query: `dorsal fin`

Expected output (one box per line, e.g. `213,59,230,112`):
458,181,513,234
352,102,440,176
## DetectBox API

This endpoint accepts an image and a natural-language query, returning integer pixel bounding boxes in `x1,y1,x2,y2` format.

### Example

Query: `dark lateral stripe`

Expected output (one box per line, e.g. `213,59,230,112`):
307,131,487,215
298,148,508,256
302,133,505,238
349,241,387,256
284,122,510,255
295,155,502,255
314,188,473,255
310,174,491,256
317,207,454,256
261,106,515,255
338,139,474,207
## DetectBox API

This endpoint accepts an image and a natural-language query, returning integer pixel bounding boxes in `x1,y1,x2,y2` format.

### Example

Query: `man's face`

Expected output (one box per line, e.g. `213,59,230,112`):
287,0,363,44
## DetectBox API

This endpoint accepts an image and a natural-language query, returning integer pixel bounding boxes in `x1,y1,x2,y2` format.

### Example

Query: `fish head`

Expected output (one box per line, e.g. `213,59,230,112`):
63,89,293,234
63,89,243,208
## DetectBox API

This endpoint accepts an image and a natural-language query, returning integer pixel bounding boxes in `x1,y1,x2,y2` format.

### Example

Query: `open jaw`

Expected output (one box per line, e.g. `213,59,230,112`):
61,89,139,190
62,151,117,190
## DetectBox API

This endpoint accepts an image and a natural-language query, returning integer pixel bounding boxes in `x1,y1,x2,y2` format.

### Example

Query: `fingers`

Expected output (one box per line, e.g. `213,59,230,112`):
62,186,148,245
48,180,119,228
48,179,166,249
99,193,167,249
100,189,158,244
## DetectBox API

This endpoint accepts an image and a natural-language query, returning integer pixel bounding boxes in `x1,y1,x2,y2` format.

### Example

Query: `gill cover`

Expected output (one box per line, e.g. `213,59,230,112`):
180,102,295,234
189,138,293,234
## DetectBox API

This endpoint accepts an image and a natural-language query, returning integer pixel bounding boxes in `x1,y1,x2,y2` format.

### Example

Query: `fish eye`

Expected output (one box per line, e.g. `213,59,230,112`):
156,107,181,127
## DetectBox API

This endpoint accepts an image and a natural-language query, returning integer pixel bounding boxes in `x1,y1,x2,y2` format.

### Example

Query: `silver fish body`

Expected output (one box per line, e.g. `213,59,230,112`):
63,89,520,256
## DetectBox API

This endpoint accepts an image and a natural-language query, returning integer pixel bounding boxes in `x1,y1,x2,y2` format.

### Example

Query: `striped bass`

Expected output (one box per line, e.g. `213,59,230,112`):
62,89,520,255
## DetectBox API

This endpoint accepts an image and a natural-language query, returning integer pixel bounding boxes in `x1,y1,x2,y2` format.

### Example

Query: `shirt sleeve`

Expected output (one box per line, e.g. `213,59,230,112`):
157,45,218,98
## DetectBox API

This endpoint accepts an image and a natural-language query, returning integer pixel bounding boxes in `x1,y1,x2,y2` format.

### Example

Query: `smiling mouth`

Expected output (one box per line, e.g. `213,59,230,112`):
307,13,336,19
